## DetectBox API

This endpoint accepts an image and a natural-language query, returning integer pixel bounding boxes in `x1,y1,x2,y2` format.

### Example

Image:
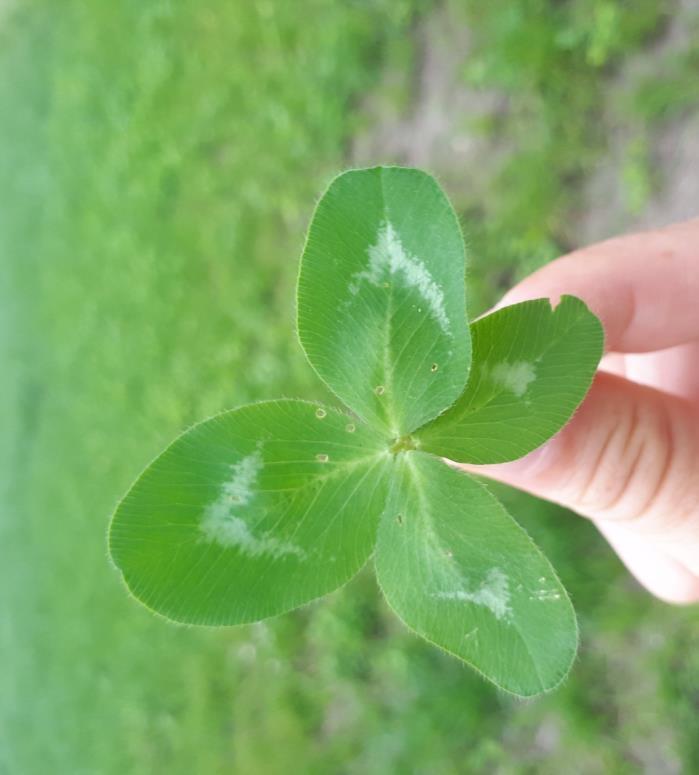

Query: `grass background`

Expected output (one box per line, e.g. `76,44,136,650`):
2,1,699,772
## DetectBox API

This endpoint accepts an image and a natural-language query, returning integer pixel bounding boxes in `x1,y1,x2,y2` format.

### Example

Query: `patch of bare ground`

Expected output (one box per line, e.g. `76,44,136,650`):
353,2,699,243
574,0,699,243
351,8,509,210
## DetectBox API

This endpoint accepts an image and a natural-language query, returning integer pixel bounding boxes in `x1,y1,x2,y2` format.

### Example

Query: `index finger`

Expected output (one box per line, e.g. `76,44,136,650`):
498,218,699,353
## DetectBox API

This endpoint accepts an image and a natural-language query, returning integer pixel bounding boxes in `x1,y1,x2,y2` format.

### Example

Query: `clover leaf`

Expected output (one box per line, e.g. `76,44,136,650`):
109,166,603,696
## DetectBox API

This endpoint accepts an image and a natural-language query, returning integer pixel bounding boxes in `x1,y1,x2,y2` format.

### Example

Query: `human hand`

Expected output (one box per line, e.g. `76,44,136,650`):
462,218,699,604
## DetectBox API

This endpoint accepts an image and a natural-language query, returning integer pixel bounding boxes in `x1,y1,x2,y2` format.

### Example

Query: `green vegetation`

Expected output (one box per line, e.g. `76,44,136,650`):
2,0,698,772
453,0,676,308
110,167,601,695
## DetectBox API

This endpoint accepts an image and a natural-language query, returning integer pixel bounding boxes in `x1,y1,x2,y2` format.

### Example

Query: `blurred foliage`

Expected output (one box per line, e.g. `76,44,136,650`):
1,0,698,773
453,0,673,312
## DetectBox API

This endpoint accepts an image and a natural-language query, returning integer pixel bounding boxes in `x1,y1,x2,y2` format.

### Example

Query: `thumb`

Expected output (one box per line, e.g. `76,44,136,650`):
460,372,699,604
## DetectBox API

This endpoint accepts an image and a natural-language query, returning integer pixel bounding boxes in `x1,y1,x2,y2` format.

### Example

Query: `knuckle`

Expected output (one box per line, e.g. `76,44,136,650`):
568,390,681,525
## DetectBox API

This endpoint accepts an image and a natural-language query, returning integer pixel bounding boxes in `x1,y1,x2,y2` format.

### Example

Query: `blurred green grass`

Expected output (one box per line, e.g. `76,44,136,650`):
2,1,699,773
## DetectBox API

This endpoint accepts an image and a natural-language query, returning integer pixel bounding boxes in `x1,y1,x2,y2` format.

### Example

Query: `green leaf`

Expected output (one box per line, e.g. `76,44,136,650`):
109,400,390,625
415,296,603,463
375,453,578,696
297,166,471,437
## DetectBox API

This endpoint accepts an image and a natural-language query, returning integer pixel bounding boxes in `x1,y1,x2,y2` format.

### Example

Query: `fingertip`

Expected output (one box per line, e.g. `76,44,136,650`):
494,219,699,352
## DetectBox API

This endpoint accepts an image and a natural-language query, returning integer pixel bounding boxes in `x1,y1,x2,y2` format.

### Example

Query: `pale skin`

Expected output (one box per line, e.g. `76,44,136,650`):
462,217,699,604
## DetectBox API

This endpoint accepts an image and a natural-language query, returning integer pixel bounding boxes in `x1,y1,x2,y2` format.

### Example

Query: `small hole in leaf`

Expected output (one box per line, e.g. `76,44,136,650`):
316,453,329,463
315,408,327,419
431,363,439,373
345,423,356,433
374,385,385,396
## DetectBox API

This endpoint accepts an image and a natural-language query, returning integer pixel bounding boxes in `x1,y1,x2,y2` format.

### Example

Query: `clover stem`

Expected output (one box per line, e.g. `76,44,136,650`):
390,435,418,454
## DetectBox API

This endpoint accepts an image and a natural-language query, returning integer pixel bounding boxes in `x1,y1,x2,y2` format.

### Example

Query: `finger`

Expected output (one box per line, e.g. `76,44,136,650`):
599,352,626,377
459,372,699,600
466,372,699,534
498,218,699,353
603,344,699,401
595,520,699,604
